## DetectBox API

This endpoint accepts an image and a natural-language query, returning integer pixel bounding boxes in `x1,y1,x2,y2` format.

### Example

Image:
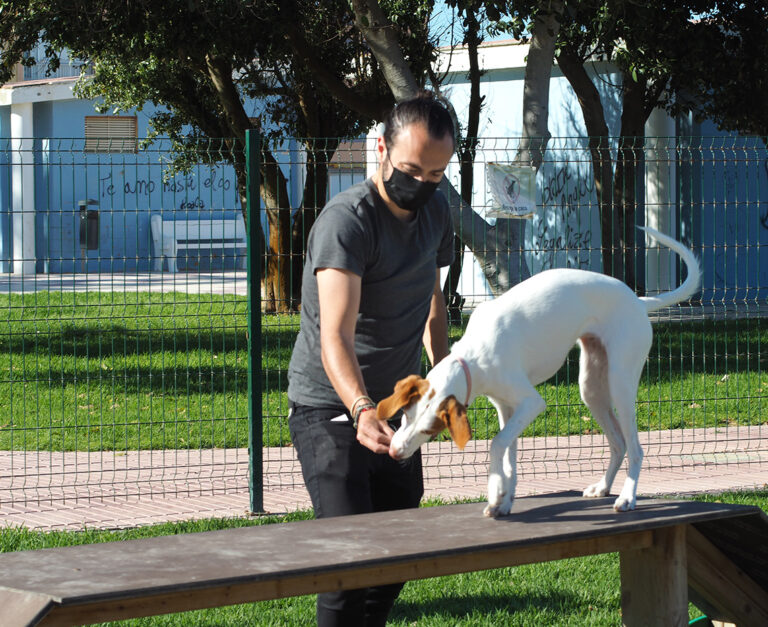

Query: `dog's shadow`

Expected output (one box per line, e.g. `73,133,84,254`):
494,490,696,527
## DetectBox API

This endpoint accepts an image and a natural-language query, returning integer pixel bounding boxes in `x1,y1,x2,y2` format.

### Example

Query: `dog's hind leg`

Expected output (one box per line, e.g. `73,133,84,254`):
609,372,645,512
578,335,626,499
484,390,545,518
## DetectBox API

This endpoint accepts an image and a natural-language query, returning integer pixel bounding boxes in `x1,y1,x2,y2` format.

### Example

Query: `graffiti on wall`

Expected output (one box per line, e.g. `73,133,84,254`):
97,167,234,211
529,165,597,271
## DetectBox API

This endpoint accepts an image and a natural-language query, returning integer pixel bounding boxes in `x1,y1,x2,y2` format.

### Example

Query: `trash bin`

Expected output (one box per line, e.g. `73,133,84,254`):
78,200,99,250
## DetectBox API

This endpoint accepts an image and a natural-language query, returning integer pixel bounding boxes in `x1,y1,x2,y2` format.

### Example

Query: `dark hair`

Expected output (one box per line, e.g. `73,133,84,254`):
383,90,455,151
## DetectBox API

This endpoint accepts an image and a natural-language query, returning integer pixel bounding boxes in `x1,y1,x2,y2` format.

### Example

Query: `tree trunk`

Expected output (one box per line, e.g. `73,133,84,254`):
556,46,615,277
205,53,295,312
444,11,484,321
515,0,564,170
493,0,565,285
260,149,293,313
290,140,336,309
613,76,649,291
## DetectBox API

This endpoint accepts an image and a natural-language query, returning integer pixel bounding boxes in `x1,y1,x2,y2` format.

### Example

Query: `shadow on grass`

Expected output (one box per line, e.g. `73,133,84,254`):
0,325,298,395
391,589,601,623
1,315,765,402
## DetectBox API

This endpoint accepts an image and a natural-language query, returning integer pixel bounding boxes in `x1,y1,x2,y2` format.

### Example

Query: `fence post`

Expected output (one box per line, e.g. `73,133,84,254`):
246,129,263,514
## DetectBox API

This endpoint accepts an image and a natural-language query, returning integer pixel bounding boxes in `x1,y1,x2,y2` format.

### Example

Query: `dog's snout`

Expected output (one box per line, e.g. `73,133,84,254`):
388,445,403,460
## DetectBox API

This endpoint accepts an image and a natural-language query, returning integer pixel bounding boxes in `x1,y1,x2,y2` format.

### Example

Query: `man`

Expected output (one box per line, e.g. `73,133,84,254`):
287,92,455,626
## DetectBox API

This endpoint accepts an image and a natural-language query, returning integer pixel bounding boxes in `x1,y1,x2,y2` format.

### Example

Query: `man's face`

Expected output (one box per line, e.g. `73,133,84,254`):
379,122,454,184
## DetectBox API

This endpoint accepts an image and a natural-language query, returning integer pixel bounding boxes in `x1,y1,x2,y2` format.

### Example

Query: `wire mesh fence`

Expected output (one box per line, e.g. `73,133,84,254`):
259,135,768,508
0,134,766,517
0,137,252,508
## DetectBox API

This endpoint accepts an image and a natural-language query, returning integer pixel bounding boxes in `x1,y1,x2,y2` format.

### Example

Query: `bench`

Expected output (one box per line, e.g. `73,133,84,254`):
150,213,247,273
0,491,766,626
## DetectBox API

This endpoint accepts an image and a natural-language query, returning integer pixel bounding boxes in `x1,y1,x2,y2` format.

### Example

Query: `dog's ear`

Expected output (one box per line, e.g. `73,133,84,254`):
376,375,430,420
437,396,471,449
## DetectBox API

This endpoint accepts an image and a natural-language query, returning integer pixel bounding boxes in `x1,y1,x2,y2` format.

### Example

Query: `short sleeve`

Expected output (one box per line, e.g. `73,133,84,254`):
307,201,369,277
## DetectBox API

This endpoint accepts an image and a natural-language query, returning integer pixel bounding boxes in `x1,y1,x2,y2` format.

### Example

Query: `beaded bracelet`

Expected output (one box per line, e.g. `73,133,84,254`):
352,402,376,429
349,394,373,413
350,395,373,416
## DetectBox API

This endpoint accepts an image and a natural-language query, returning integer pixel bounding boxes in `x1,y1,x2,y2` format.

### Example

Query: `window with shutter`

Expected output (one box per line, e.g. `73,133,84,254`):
84,116,138,153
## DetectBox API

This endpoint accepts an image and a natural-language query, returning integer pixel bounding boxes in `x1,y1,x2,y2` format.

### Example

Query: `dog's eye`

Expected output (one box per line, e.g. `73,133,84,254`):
421,422,444,437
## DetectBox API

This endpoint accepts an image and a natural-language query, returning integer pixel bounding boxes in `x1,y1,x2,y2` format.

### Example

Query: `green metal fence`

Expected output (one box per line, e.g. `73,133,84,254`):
0,137,253,510
0,134,766,519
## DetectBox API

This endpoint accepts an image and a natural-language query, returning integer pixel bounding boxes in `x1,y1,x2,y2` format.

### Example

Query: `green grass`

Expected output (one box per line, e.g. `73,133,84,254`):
1,291,766,451
2,490,766,625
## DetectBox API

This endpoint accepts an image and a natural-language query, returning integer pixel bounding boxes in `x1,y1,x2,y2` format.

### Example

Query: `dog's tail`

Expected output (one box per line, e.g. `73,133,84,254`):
638,226,701,313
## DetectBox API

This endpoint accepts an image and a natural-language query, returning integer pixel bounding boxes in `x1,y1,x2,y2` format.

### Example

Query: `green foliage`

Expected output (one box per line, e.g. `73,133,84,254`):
556,0,768,135
0,0,432,172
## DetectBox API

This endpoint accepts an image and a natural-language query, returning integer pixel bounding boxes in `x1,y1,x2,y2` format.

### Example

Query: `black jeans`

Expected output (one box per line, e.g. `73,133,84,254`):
288,401,424,627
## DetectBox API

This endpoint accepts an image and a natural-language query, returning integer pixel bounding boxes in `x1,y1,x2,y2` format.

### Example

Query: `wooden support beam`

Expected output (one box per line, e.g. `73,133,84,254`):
620,525,688,626
687,525,768,626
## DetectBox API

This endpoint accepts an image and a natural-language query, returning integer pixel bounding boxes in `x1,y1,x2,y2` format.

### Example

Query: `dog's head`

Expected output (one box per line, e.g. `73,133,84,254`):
377,365,472,460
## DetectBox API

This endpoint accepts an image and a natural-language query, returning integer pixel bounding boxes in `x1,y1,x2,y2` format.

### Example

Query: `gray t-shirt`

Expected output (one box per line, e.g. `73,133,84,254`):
287,177,454,407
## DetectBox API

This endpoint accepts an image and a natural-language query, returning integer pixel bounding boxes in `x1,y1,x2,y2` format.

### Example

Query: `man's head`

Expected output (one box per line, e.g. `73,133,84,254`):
376,92,455,213
382,91,456,153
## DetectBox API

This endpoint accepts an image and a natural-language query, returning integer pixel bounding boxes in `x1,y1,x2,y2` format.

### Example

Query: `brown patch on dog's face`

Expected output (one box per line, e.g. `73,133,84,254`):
421,414,447,437
377,375,431,420
436,396,471,449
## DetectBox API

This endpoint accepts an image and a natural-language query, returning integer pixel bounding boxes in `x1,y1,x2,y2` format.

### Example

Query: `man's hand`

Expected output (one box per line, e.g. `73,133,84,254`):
355,407,394,454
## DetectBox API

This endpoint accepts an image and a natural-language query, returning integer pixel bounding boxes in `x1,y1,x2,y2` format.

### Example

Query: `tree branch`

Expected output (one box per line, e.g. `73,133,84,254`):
349,0,420,102
204,54,254,138
282,18,390,120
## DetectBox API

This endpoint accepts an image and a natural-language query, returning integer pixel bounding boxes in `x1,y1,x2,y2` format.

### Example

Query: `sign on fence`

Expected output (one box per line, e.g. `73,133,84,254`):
486,162,537,218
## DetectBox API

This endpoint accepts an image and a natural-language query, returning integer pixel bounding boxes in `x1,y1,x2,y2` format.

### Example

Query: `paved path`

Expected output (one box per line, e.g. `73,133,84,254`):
2,426,767,530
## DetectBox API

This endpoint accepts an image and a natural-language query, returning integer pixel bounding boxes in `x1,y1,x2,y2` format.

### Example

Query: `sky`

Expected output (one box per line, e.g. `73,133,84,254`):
431,1,520,48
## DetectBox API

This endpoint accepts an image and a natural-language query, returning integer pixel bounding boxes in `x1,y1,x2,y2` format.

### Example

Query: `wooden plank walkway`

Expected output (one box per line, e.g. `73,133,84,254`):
1,426,767,530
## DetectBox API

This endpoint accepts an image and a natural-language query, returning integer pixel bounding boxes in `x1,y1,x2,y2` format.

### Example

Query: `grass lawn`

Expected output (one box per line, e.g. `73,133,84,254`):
1,489,765,625
1,291,766,451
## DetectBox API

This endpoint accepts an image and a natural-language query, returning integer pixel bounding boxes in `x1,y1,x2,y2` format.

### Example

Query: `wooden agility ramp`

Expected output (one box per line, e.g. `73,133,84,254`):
0,491,766,626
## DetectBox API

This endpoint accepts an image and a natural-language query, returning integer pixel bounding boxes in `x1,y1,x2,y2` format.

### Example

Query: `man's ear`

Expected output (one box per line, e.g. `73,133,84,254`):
377,375,430,420
437,396,471,449
375,134,387,165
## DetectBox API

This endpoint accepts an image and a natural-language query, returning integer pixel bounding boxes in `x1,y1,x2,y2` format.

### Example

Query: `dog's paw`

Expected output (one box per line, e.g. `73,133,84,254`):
612,495,636,512
582,480,609,498
484,474,514,517
487,473,506,506
483,501,513,518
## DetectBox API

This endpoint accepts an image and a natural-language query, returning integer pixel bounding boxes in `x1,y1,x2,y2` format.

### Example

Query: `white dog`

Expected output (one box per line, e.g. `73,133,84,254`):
377,227,700,517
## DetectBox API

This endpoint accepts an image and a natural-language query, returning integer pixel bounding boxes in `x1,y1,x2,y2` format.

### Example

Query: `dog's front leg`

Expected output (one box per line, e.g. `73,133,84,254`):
485,392,545,518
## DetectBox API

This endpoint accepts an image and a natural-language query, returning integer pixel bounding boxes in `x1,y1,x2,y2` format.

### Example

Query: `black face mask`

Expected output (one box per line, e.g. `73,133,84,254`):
383,157,439,212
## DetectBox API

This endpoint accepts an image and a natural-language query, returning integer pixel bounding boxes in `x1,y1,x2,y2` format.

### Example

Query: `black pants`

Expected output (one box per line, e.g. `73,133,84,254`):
288,401,424,627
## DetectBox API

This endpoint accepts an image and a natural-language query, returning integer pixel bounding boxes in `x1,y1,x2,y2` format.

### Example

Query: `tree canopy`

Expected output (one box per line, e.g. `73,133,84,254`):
0,0,436,311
